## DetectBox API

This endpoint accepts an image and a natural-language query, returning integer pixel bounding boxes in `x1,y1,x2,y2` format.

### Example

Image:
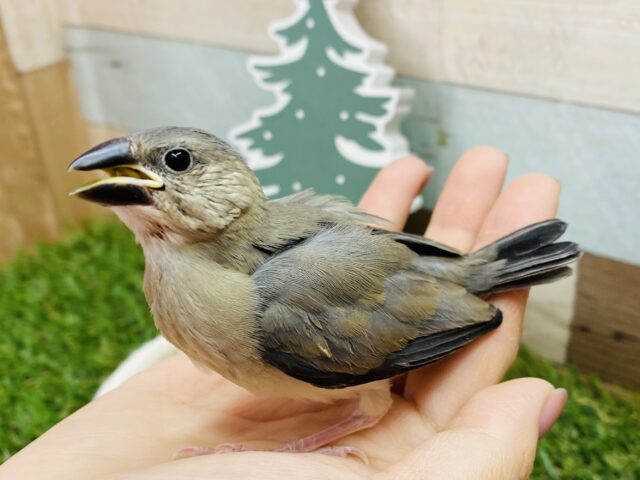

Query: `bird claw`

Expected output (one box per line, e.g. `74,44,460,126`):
173,443,250,459
312,445,369,464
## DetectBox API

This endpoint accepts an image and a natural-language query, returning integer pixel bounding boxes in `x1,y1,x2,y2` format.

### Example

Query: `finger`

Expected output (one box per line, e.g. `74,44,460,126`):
425,146,508,251
409,174,560,428
358,156,433,231
383,379,562,480
403,147,507,406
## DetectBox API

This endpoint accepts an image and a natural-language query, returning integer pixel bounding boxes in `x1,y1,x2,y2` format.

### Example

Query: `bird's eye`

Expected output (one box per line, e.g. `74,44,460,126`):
162,148,192,172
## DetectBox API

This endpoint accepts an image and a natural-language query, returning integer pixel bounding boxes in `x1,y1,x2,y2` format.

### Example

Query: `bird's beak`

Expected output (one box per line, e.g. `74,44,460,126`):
68,137,163,206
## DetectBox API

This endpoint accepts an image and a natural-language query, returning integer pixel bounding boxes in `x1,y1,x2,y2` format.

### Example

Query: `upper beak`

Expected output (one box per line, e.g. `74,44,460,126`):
68,137,163,206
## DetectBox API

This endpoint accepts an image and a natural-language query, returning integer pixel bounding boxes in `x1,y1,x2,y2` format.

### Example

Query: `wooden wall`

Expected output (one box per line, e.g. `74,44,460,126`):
0,1,126,262
1,0,638,387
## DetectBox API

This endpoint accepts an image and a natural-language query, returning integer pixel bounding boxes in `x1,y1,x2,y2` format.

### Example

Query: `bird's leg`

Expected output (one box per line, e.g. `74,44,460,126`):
274,409,377,453
173,413,376,462
273,387,392,461
174,387,392,462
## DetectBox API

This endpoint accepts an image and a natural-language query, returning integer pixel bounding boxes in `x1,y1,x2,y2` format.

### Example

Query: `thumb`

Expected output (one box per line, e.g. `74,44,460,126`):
382,378,567,480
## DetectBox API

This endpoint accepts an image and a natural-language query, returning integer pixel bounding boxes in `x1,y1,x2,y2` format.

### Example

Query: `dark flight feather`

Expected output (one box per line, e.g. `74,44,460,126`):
263,310,502,389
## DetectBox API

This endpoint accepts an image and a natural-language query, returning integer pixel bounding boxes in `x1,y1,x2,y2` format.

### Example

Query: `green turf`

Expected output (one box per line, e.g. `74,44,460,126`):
1,220,639,478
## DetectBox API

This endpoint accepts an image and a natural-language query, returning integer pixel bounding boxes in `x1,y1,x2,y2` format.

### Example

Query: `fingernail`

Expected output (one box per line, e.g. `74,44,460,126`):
538,388,568,437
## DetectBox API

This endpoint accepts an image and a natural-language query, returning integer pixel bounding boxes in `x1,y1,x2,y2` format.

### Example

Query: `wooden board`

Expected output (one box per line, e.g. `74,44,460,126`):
21,62,103,224
0,23,59,262
0,0,64,72
65,28,640,266
568,253,640,389
524,274,577,364
56,0,640,114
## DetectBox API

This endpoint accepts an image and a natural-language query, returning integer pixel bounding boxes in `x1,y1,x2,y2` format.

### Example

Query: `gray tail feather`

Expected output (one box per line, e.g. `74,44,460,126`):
467,219,581,297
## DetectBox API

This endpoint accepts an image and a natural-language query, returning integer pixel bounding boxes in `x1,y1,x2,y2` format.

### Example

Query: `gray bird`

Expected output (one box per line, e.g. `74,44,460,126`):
69,126,580,458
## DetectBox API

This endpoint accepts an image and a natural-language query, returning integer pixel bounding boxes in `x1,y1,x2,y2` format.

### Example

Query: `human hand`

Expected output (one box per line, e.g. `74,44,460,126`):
1,148,567,480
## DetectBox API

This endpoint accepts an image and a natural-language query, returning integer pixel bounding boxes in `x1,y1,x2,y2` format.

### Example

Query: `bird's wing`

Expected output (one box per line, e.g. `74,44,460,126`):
252,225,501,389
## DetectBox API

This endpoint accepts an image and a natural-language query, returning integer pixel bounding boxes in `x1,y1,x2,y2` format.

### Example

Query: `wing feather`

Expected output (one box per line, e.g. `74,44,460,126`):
253,225,500,388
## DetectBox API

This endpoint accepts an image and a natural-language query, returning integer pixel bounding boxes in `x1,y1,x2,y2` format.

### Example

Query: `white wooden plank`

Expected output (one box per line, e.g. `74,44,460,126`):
66,28,640,266
57,0,290,54
358,0,640,114
0,0,65,72
524,274,577,364
57,0,640,113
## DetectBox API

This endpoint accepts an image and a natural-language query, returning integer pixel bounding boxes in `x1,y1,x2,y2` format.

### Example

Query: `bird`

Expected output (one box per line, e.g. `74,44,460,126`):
69,126,580,460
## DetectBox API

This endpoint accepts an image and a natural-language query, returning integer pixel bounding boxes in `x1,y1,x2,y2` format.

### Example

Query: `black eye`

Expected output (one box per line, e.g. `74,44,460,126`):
163,148,192,172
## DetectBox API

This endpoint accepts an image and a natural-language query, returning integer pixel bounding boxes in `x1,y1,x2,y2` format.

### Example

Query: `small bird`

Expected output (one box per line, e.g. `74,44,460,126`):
69,126,580,459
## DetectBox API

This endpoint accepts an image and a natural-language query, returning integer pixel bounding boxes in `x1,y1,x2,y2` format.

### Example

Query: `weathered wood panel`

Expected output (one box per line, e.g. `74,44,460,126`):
0,0,64,72
57,0,640,114
568,253,640,389
524,274,577,364
0,23,59,262
21,62,102,223
65,28,640,266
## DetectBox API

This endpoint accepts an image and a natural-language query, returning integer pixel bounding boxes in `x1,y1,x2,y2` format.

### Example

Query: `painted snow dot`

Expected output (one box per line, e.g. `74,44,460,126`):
316,66,326,77
262,130,273,141
306,18,315,29
335,174,346,185
295,109,305,119
339,110,349,121
292,181,302,191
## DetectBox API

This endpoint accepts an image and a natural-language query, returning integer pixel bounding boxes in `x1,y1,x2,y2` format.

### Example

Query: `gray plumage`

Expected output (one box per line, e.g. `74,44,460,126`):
68,126,581,447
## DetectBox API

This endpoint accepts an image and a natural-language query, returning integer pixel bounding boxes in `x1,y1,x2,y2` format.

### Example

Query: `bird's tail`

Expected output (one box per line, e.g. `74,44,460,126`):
464,219,581,297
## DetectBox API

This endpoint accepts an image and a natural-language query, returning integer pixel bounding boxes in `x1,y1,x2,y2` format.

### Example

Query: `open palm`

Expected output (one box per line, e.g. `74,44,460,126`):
1,148,567,480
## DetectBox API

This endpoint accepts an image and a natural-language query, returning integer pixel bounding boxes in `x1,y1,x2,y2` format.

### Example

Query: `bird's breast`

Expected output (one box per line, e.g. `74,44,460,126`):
142,246,263,380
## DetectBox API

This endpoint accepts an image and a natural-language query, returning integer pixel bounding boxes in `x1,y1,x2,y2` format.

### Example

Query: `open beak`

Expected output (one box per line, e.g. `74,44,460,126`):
68,137,163,206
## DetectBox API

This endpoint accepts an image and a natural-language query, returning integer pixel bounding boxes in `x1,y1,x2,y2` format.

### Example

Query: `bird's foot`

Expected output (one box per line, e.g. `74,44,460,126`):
174,407,381,463
173,443,367,463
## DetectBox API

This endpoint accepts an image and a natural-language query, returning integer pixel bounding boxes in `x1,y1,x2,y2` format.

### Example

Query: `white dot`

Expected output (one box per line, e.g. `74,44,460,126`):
295,109,305,120
316,66,326,77
292,181,302,191
262,130,273,141
306,18,315,29
335,174,346,185
339,110,349,121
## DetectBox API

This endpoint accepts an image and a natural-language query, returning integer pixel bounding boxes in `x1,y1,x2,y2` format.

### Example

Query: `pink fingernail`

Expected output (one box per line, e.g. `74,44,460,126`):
538,388,568,437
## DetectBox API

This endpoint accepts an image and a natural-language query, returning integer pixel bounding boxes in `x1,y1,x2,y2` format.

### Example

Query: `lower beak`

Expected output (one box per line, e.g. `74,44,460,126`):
68,137,163,206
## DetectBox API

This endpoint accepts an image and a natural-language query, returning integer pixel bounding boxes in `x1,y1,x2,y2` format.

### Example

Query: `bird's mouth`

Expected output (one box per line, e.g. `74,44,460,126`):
68,137,163,206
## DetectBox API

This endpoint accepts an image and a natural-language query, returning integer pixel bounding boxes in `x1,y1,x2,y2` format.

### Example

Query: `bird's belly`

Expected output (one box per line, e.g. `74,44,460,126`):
154,307,384,403
215,360,389,404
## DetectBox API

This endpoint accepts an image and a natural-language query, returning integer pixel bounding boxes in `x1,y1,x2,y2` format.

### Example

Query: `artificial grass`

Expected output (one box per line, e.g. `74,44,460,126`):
1,220,639,478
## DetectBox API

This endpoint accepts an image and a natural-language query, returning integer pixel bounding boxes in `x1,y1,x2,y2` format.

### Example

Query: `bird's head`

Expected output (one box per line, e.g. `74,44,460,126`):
69,127,264,244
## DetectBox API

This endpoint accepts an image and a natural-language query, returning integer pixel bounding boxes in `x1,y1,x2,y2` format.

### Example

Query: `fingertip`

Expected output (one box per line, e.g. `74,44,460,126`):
508,172,561,195
358,156,434,229
392,155,434,176
459,146,509,171
539,387,568,437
